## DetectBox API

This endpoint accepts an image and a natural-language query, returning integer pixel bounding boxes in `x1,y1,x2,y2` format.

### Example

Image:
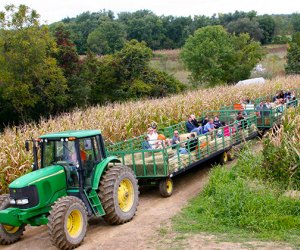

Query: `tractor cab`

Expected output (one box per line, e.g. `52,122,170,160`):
38,130,105,189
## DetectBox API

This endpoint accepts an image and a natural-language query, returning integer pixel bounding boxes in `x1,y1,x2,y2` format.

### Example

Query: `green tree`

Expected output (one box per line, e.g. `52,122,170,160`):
58,10,115,54
226,18,264,42
0,4,67,123
87,21,126,54
86,39,185,104
161,15,193,48
291,13,300,32
118,10,166,50
116,39,153,81
273,15,293,36
53,24,90,107
285,32,300,74
181,26,263,85
83,53,120,104
219,10,257,25
257,15,275,44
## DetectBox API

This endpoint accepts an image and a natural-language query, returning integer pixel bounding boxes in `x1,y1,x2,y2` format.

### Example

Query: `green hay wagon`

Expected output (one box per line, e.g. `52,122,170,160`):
106,115,258,197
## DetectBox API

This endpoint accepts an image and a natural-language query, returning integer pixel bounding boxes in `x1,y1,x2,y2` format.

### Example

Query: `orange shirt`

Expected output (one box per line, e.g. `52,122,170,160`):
80,150,87,161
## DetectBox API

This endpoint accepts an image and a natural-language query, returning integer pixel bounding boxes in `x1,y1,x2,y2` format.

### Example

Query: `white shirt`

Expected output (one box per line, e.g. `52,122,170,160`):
148,132,158,145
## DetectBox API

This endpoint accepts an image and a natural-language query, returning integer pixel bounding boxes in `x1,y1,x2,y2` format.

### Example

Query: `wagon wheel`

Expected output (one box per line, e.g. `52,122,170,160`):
159,178,174,197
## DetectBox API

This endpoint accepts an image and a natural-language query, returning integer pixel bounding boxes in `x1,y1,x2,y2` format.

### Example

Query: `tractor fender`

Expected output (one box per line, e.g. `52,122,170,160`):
92,156,120,190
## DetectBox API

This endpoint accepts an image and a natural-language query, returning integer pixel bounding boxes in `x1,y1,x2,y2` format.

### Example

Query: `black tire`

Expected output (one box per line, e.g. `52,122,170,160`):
99,165,139,225
48,196,88,250
227,150,235,161
159,178,174,197
218,152,228,165
0,194,25,245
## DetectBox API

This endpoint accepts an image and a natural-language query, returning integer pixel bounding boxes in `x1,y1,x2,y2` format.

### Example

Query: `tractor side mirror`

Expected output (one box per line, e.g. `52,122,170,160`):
25,141,30,152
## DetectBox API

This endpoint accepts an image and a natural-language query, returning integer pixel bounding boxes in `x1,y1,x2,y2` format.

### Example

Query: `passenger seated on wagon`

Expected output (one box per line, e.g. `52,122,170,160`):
203,118,215,134
185,133,198,152
223,122,231,136
147,126,161,149
236,112,246,130
190,114,200,127
284,90,291,100
157,133,171,147
265,101,272,109
255,102,264,117
291,91,296,100
213,116,222,129
201,116,209,126
186,115,202,135
287,91,297,107
171,130,180,145
275,99,284,113
142,135,152,150
171,130,188,154
278,90,285,100
260,102,271,116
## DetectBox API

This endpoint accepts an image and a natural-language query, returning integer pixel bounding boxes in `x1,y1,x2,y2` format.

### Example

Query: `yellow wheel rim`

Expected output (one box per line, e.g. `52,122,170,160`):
3,225,19,234
166,179,173,194
223,152,228,163
67,209,83,238
118,178,134,212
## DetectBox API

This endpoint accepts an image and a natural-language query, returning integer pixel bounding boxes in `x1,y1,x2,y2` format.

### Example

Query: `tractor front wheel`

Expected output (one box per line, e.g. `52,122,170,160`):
48,196,88,250
0,194,25,245
159,178,174,197
99,165,139,225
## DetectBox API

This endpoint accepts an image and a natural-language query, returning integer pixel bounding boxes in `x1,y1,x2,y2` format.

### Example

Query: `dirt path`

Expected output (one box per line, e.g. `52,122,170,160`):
3,141,289,250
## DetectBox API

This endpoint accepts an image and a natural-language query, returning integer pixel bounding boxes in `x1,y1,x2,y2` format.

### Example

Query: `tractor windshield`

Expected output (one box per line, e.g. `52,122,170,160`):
42,140,79,168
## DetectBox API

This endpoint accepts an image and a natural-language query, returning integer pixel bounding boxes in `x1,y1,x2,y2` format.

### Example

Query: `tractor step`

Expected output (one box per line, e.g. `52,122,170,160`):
84,190,105,217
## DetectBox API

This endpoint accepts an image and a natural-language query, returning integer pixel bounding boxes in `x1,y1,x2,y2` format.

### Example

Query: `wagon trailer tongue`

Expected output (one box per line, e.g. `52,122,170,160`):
0,130,139,249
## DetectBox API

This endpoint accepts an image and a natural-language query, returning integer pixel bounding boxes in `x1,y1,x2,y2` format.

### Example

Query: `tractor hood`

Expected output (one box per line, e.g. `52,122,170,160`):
9,165,65,188
8,165,68,210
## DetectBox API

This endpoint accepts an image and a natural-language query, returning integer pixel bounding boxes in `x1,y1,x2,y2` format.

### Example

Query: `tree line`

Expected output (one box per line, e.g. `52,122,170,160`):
1,5,300,128
0,5,185,127
50,9,300,54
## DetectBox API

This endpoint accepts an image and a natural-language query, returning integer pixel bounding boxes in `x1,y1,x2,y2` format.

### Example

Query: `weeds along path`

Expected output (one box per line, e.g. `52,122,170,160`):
3,141,264,250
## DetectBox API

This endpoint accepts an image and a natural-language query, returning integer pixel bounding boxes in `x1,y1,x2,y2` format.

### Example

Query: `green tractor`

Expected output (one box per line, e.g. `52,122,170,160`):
0,130,139,249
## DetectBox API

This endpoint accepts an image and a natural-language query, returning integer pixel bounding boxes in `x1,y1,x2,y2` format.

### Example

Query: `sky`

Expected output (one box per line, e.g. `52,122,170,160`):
1,0,300,24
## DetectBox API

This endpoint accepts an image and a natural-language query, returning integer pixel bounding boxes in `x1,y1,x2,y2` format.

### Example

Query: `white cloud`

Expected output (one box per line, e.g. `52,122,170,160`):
1,0,299,23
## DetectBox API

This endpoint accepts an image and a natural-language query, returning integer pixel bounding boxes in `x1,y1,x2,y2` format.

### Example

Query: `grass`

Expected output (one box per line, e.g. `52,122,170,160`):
252,45,287,79
150,49,190,84
172,146,300,247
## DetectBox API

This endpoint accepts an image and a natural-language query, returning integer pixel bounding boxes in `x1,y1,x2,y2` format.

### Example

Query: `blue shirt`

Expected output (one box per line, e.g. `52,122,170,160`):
142,141,152,150
203,123,214,133
171,136,180,145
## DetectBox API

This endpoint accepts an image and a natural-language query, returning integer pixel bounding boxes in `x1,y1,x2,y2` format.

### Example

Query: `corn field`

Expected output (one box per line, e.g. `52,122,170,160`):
262,103,300,188
0,75,300,193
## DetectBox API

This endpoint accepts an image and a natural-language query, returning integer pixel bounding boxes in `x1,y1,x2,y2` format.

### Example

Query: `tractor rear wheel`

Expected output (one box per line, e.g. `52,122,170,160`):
159,178,174,197
99,165,139,225
0,194,25,245
48,196,88,250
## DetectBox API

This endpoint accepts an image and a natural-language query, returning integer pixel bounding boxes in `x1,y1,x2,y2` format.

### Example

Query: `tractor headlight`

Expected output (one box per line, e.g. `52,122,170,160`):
15,199,29,205
9,198,16,204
